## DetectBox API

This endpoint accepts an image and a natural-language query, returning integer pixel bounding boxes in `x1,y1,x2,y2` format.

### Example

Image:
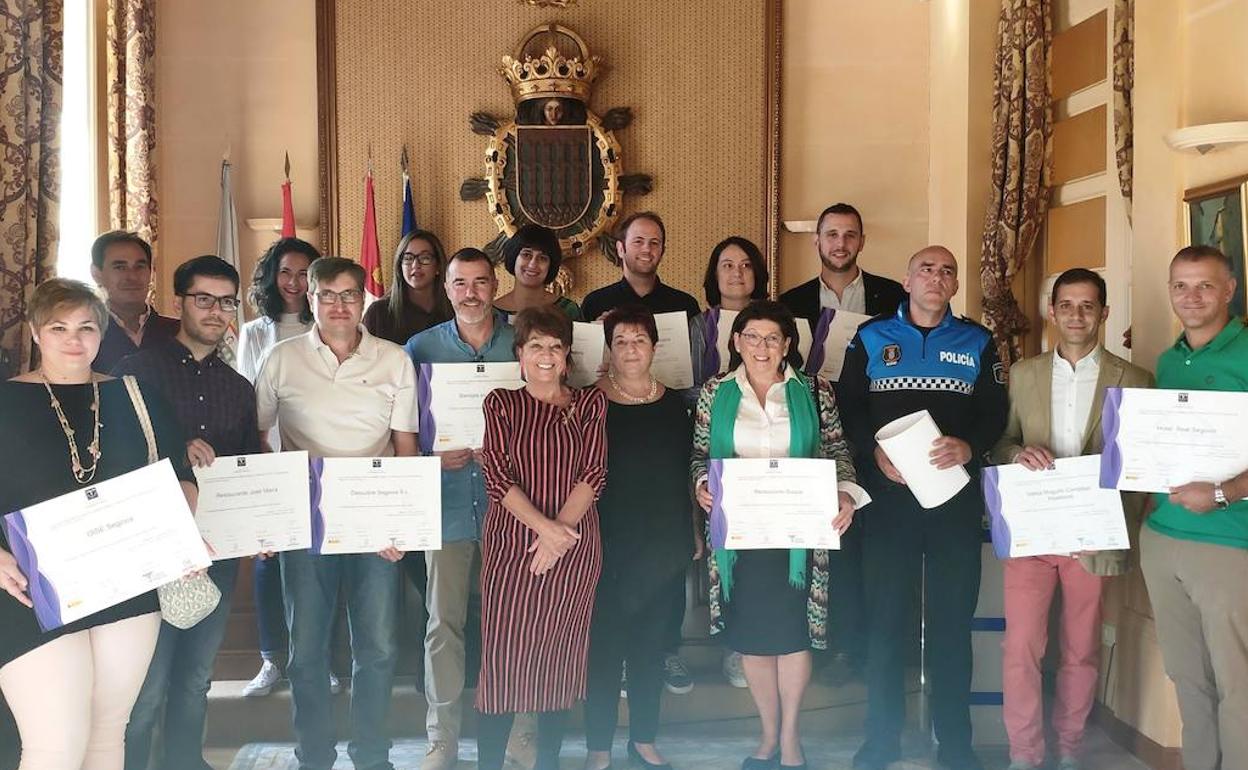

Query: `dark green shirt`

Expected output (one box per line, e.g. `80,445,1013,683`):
1148,318,1248,549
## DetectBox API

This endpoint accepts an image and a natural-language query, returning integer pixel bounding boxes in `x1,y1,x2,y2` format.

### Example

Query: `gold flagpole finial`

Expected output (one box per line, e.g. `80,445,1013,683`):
284,152,291,181
400,145,410,176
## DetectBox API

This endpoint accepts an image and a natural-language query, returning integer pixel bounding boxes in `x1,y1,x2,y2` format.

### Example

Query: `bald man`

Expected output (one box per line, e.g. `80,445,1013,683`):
838,246,1008,770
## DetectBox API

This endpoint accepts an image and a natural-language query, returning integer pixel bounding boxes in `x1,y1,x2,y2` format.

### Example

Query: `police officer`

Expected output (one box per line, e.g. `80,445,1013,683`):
838,246,1008,770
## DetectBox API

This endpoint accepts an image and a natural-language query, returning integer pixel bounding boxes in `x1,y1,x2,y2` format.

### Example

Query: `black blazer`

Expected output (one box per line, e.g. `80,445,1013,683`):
779,270,907,325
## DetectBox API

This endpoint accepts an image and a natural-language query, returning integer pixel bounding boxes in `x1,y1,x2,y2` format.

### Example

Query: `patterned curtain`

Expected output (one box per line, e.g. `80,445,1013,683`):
107,0,158,246
1112,0,1133,214
979,0,1053,368
0,2,62,374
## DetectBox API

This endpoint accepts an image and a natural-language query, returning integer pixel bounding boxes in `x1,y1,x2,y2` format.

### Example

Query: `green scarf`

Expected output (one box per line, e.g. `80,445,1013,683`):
709,369,820,602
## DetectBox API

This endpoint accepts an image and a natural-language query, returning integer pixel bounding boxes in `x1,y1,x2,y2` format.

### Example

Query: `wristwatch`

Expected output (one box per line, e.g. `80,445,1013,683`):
1214,483,1230,510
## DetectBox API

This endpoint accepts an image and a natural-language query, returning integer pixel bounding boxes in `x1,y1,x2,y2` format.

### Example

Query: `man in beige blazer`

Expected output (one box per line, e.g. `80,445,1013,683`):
989,268,1153,770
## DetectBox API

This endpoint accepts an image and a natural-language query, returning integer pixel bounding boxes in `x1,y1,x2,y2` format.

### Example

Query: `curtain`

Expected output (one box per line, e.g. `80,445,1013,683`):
1113,0,1133,214
107,0,157,246
0,1,62,374
978,0,1053,368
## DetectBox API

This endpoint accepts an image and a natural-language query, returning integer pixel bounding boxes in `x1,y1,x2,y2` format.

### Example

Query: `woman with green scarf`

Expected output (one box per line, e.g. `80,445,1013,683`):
692,301,867,770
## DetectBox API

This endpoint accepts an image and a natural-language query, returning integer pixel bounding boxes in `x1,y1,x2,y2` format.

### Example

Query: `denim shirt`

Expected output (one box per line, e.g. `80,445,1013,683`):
404,312,517,543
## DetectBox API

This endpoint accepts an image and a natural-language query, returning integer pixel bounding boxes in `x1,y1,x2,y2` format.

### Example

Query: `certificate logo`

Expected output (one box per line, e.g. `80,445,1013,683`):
769,459,779,469
882,344,901,366
85,488,99,501
476,364,486,373
372,459,383,468
1178,392,1189,403
236,457,247,467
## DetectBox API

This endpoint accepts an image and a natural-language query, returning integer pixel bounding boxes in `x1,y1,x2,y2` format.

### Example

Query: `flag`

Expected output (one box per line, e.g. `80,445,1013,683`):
400,145,417,236
361,168,384,302
216,158,243,368
280,151,296,238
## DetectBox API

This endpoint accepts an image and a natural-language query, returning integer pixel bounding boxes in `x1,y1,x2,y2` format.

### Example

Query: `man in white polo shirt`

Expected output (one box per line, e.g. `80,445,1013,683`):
256,256,419,770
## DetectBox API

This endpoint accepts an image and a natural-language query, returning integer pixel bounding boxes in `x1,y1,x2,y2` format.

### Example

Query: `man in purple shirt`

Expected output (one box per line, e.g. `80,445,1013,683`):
91,230,179,373
112,255,260,770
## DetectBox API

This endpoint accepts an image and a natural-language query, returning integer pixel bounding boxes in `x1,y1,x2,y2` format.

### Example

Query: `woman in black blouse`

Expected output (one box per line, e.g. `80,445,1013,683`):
362,229,454,345
0,279,197,769
585,304,698,770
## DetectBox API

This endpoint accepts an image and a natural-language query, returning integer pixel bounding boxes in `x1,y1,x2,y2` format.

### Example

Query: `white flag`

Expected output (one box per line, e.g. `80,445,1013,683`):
216,159,243,368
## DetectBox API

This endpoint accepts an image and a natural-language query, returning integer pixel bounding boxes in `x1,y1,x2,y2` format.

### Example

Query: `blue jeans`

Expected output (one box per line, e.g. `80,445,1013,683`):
254,553,288,661
124,559,239,770
281,549,400,770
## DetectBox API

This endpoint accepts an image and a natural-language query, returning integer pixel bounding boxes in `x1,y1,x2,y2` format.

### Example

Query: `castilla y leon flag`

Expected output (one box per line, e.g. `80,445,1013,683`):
281,152,296,238
361,168,384,302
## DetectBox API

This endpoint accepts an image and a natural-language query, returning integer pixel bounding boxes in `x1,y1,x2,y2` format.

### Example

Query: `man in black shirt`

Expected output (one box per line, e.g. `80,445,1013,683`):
582,212,700,322
113,255,260,770
91,230,180,373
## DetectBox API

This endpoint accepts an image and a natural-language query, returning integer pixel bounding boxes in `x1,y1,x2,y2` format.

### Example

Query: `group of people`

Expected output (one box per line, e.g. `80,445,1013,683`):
0,202,1244,770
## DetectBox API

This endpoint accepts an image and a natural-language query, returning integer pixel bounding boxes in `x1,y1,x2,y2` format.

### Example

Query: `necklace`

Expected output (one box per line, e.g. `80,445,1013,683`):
609,371,657,404
40,372,102,484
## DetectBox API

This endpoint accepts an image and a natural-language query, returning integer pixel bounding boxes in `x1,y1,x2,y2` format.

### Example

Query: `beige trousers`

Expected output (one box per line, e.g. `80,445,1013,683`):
0,612,161,770
424,540,480,744
1140,526,1248,770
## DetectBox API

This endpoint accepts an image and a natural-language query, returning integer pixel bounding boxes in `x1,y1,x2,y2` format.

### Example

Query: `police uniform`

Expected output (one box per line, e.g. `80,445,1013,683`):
837,302,1008,768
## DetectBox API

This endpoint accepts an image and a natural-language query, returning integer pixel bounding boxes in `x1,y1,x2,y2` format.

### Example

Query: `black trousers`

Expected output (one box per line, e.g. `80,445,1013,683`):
826,518,867,662
477,710,567,770
862,482,983,754
662,567,686,654
584,573,679,750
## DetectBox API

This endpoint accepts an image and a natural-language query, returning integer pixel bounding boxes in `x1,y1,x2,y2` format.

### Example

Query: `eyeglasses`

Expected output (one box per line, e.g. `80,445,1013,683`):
400,253,437,267
314,289,364,305
182,293,240,312
737,331,785,349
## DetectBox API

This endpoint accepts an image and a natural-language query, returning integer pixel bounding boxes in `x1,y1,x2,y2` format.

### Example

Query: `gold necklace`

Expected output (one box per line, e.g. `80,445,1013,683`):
609,371,657,404
40,372,102,484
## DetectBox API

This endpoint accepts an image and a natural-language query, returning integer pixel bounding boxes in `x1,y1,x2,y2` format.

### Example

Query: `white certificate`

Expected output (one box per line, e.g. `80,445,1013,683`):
651,311,694,389
3,460,211,631
703,309,813,377
875,409,970,509
415,362,523,452
1100,387,1248,493
804,309,872,382
707,457,840,550
983,454,1129,558
192,451,311,559
569,321,607,387
311,456,442,555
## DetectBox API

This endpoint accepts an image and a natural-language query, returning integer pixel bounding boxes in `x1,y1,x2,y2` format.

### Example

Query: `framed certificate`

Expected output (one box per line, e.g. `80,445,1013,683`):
416,362,524,452
983,454,1129,559
708,457,840,550
193,450,312,559
3,459,211,631
1100,387,1248,493
310,456,442,554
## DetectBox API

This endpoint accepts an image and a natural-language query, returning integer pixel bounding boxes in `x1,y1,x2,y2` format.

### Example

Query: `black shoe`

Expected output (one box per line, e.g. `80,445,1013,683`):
627,742,672,770
852,740,899,770
935,744,984,770
741,751,779,770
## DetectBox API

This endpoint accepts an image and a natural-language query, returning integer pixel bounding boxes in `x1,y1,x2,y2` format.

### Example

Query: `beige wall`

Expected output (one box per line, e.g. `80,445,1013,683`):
778,0,930,295
153,0,319,315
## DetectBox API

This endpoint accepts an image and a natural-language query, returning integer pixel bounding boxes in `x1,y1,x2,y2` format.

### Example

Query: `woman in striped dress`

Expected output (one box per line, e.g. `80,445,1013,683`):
478,305,608,770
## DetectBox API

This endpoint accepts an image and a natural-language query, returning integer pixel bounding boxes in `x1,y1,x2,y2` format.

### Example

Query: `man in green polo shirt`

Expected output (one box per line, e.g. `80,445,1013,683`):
1140,245,1248,770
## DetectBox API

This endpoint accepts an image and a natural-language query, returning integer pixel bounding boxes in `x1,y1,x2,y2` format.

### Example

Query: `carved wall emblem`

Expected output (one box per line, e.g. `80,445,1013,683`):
460,24,651,260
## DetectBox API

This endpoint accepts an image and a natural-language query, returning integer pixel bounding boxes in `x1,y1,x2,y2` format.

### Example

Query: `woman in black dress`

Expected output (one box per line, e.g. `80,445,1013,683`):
584,305,697,770
0,279,197,769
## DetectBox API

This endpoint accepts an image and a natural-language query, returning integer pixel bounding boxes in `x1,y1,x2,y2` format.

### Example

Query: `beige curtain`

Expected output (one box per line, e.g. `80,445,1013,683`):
107,0,157,247
979,0,1053,368
0,1,62,374
1113,0,1133,213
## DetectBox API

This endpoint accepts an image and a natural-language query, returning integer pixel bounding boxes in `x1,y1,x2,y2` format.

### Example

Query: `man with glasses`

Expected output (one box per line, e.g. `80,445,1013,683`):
404,248,517,770
112,255,261,770
838,246,1008,770
90,230,180,372
256,256,419,770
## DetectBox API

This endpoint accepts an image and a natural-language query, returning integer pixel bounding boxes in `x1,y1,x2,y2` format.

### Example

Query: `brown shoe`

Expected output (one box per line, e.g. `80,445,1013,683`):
423,741,459,770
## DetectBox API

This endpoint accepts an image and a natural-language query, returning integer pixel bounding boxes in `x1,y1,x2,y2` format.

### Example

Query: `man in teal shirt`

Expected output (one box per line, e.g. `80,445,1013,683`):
1141,245,1248,770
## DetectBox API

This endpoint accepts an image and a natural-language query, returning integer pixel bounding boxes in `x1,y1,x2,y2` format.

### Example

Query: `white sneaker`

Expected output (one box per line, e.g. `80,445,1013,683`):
242,660,281,698
329,672,341,695
723,651,747,689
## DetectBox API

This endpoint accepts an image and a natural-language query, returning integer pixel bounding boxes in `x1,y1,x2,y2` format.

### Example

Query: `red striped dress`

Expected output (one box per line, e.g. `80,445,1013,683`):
477,385,608,714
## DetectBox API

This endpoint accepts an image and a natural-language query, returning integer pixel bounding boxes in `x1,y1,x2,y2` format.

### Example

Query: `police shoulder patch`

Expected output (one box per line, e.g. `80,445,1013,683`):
992,361,1006,385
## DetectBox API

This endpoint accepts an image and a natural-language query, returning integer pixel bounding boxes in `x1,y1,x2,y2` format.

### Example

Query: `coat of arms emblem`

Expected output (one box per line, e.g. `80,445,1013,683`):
460,24,651,265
